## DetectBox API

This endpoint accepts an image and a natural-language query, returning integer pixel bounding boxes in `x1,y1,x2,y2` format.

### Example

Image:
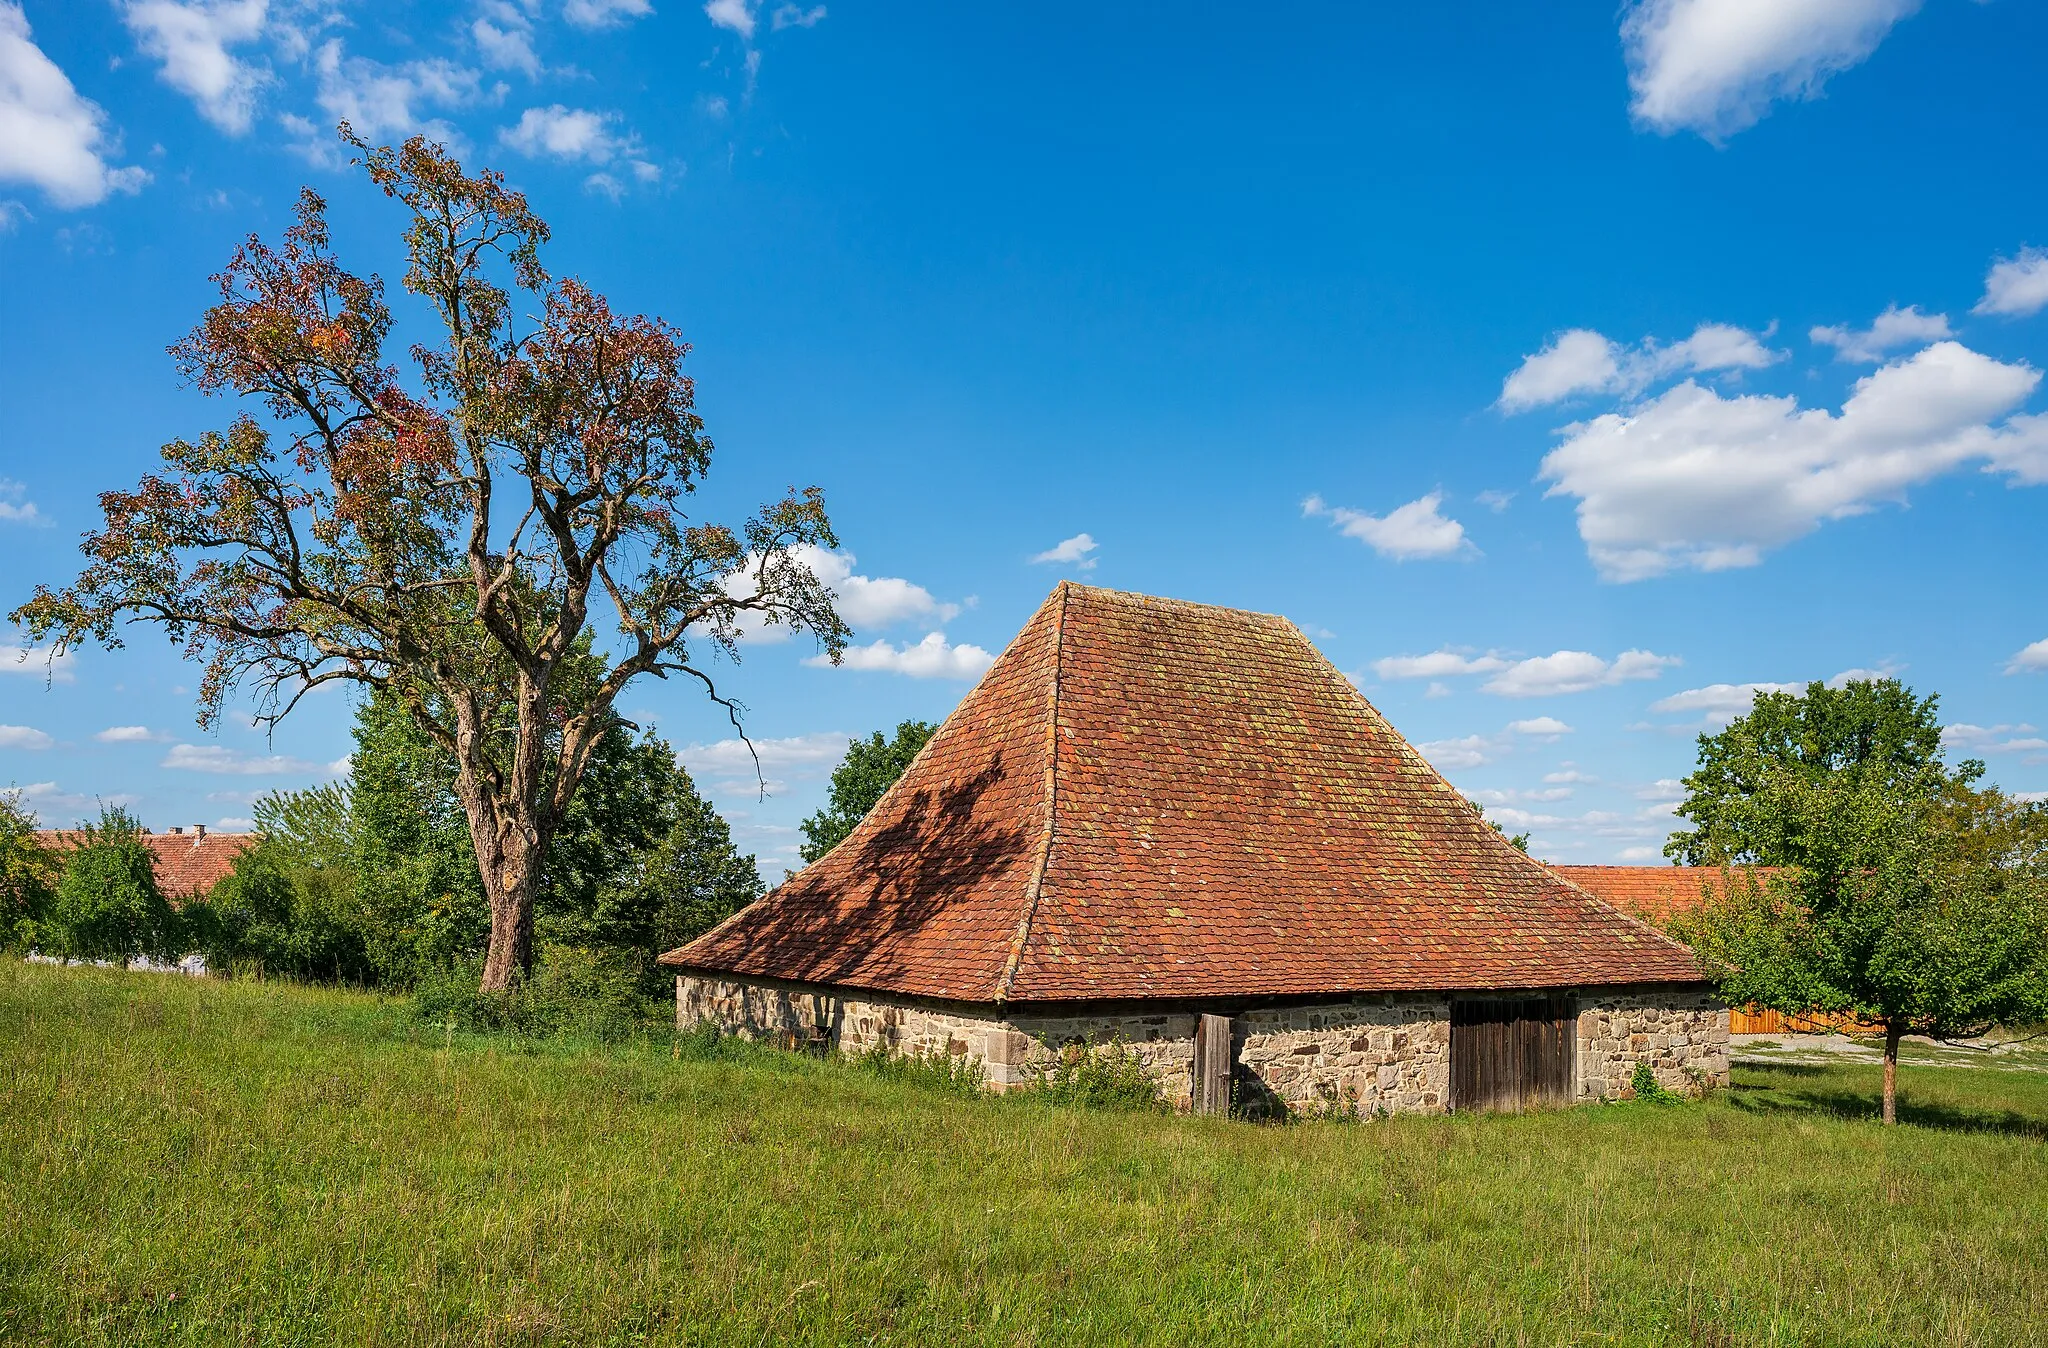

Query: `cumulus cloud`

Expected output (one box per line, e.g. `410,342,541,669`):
704,0,756,38
713,546,956,643
677,730,851,777
0,477,41,523
1481,649,1680,698
1500,323,1780,412
1621,0,1921,141
1371,649,1508,681
1302,492,1472,561
1649,680,1804,724
808,632,996,680
2006,638,2048,675
771,3,825,28
1507,716,1573,738
0,3,151,207
96,725,171,743
565,0,653,28
0,724,53,750
307,39,482,147
472,1,540,78
1415,733,1502,771
1029,533,1099,570
14,781,139,823
1539,342,2048,581
162,743,334,775
1977,247,2048,319
1942,723,2045,755
121,0,271,135
1810,304,1952,363
501,105,639,162
0,642,75,682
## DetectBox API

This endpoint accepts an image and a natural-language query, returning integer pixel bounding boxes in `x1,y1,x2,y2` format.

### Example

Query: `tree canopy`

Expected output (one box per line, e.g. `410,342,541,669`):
10,130,844,991
799,721,938,863
40,807,177,967
1665,678,1980,866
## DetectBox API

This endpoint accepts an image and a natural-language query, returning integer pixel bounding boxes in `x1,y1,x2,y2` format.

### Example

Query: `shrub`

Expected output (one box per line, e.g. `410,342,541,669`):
852,1042,987,1098
1628,1061,1686,1105
412,944,666,1042
41,806,177,965
0,790,57,953
1021,1037,1166,1112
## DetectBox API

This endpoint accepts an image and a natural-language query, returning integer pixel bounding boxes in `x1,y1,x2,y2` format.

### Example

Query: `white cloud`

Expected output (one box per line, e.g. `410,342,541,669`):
1415,733,1502,771
1539,342,2048,581
2015,791,2048,805
1621,0,1921,141
1029,533,1099,571
720,545,957,640
213,815,256,831
501,105,638,163
1943,723,2045,755
1482,649,1680,698
1303,492,1472,561
705,0,756,38
1474,786,1576,805
96,725,171,743
0,3,151,207
676,730,851,778
0,643,75,682
808,632,996,680
1371,649,1508,681
121,0,270,135
771,4,824,29
472,1,540,78
1977,247,2048,320
2006,638,2048,675
162,743,332,775
309,39,482,146
1810,305,1952,363
0,725,53,750
1507,716,1573,738
0,477,40,523
14,781,138,823
1500,323,1780,412
565,0,653,28
1635,778,1687,802
1649,680,1803,724
1543,767,1596,785
1474,489,1515,513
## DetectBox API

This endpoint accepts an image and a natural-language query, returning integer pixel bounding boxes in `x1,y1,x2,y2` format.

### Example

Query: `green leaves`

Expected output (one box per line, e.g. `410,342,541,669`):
799,721,939,863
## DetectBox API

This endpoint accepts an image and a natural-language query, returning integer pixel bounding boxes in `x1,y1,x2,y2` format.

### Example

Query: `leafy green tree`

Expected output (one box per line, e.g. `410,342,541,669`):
799,721,938,863
1666,679,1978,865
0,790,59,951
184,784,374,982
43,806,177,966
1674,770,2048,1125
10,131,846,992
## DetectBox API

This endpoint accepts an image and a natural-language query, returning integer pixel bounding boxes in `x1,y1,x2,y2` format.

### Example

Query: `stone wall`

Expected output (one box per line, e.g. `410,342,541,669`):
1576,984,1730,1101
678,974,1726,1114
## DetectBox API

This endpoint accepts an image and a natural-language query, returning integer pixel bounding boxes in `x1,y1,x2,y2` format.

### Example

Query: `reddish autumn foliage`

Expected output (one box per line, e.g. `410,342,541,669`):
11,128,848,992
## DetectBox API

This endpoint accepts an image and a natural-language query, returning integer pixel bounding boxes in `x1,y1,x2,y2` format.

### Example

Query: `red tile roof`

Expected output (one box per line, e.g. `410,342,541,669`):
38,829,256,899
662,584,1706,1004
1548,865,1778,929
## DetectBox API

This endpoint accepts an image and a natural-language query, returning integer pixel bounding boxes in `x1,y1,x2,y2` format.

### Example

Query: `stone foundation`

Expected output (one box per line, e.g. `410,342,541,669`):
1576,984,1731,1100
677,974,1726,1115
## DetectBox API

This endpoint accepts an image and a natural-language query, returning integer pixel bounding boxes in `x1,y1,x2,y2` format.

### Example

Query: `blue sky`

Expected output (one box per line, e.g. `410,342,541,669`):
1,0,2044,871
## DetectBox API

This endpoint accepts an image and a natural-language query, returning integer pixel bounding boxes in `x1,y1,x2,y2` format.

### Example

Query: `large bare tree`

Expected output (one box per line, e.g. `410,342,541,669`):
11,131,847,992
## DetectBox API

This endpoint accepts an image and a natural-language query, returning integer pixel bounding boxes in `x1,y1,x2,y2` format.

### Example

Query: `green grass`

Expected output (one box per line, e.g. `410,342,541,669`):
3,960,2046,1347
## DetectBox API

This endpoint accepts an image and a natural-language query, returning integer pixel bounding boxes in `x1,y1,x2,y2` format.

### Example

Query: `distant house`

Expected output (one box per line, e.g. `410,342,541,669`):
661,583,1730,1115
1552,865,1875,1036
37,825,256,901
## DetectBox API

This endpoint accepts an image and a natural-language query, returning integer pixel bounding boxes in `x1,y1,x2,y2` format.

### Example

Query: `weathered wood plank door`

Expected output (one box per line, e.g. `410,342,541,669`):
1449,994,1574,1113
1193,1013,1233,1116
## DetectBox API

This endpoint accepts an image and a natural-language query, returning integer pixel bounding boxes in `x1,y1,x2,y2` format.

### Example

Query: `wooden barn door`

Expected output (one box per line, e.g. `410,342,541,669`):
1193,1014,1233,1116
1450,994,1574,1113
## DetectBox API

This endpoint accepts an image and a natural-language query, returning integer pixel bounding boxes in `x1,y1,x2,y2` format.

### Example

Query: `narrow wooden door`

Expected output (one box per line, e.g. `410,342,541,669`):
1193,1013,1233,1116
1449,994,1574,1113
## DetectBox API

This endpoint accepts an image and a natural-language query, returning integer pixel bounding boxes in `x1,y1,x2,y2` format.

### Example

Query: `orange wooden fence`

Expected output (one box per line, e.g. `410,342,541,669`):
1730,1006,1882,1036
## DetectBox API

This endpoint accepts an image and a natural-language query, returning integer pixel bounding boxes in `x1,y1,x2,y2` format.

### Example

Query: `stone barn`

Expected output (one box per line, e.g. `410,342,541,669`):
660,583,1728,1115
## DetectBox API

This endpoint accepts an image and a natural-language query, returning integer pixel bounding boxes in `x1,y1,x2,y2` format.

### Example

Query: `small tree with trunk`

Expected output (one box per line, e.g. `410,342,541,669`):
1673,768,2048,1125
9,130,847,992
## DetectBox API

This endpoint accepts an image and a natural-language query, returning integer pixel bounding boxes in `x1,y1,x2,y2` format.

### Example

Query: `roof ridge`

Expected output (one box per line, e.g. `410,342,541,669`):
995,579,1069,1003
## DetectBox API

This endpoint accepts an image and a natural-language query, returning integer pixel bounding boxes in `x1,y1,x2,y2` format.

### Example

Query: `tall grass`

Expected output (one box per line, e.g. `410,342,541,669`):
3,958,2046,1346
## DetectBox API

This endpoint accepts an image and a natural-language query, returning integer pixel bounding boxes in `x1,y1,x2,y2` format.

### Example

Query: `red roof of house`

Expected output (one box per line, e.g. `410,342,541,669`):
662,583,1705,1004
1548,865,1777,928
38,828,256,898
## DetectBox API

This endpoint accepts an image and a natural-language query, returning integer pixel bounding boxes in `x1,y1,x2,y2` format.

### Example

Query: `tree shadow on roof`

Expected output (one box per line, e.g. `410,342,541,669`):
688,751,1031,992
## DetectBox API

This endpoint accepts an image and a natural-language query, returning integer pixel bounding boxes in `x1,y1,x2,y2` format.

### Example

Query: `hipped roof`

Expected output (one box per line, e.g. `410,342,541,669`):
662,584,1704,1004
1548,865,1779,930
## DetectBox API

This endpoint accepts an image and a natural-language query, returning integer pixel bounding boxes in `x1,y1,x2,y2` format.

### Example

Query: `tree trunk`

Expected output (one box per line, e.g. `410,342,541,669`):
1881,1022,1902,1126
477,842,538,994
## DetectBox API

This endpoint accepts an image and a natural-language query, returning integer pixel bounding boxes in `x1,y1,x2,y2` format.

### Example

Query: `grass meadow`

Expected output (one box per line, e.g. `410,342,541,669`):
2,958,2045,1347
